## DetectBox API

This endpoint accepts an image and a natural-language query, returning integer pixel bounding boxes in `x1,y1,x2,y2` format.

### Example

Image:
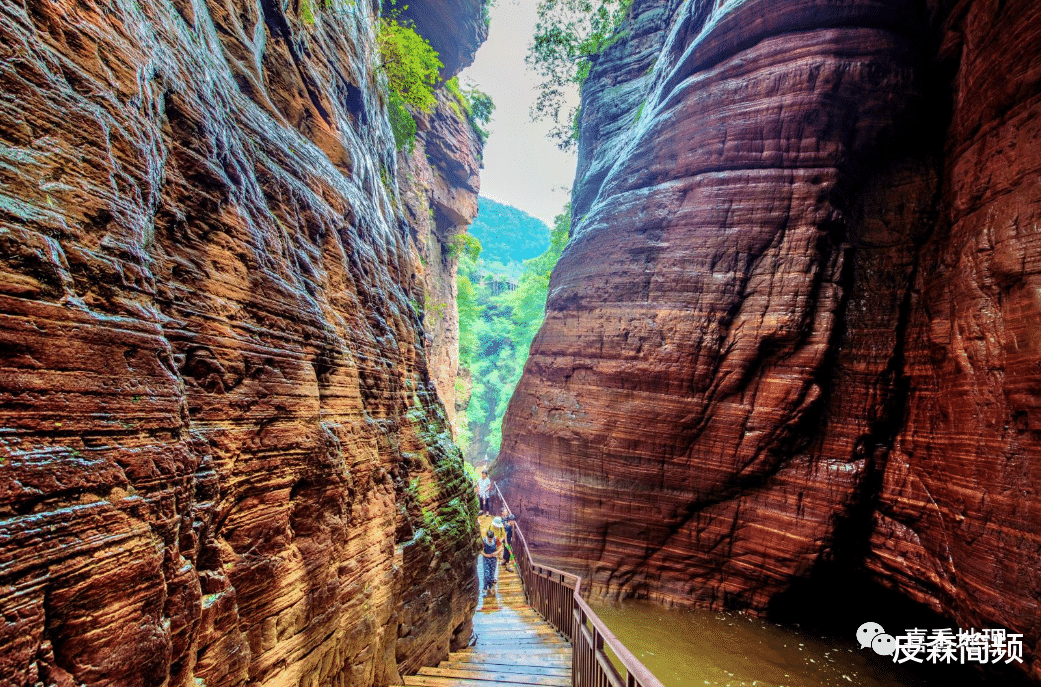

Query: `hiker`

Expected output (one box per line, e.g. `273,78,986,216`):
501,509,516,573
491,515,506,547
480,527,500,595
477,468,492,515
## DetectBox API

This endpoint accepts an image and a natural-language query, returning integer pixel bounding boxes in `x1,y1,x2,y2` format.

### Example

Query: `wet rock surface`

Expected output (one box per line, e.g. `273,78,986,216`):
499,0,1041,680
0,0,484,685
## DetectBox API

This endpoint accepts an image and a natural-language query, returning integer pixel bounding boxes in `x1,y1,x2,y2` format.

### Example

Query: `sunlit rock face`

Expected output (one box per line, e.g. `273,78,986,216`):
0,0,484,685
499,0,1041,680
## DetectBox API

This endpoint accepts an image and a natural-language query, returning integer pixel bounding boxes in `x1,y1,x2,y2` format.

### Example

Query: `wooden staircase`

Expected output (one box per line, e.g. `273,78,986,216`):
403,523,572,687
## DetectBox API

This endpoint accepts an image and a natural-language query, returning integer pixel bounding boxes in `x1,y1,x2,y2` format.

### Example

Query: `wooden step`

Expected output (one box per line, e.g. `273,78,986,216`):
472,631,566,641
472,636,568,646
474,627,560,637
447,656,570,669
453,642,569,652
438,662,571,677
474,635,566,645
471,615,545,624
452,647,571,657
418,667,569,686
472,619,550,627
474,608,542,616
472,627,558,637
452,649,571,660
446,661,570,673
473,611,542,619
470,620,545,628
471,624,561,635
471,619,547,628
404,676,564,687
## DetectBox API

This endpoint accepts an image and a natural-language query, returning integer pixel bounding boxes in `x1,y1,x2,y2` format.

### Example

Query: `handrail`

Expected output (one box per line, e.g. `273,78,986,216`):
494,484,666,687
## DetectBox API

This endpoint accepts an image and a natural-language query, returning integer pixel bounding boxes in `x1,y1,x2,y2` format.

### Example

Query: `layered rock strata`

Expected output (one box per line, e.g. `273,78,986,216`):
399,88,484,429
874,0,1041,669
499,0,1041,680
0,0,484,685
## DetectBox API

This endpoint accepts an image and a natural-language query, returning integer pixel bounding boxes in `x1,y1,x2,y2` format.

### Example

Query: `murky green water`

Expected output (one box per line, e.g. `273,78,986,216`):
589,600,938,687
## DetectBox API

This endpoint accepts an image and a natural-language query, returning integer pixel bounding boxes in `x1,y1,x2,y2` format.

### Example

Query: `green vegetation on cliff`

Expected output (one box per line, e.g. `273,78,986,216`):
457,202,569,465
378,11,443,151
377,6,495,152
445,77,496,145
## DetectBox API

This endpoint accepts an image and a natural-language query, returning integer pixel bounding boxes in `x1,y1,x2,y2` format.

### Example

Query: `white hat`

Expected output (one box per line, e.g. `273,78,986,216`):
492,516,503,528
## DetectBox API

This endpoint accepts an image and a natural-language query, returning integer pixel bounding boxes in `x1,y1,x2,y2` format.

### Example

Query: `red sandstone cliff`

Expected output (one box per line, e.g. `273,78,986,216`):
0,0,485,685
499,0,1041,680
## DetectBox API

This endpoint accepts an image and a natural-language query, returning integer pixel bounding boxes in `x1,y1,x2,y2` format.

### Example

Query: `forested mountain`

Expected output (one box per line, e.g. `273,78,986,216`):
467,197,551,265
456,202,567,466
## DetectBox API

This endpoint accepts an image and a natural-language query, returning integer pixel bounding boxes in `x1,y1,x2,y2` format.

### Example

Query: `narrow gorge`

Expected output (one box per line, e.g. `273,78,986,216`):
498,0,1041,682
2,0,1041,685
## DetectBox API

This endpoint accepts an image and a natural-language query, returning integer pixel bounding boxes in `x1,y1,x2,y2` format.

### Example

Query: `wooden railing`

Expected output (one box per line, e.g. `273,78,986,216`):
496,485,666,687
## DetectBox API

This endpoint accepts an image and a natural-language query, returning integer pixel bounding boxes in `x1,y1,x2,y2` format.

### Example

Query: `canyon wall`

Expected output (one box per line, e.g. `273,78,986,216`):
399,88,484,429
0,0,485,685
499,0,1041,680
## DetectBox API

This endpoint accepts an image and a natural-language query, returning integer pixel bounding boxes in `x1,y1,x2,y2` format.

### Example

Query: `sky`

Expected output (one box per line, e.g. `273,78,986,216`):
458,0,578,227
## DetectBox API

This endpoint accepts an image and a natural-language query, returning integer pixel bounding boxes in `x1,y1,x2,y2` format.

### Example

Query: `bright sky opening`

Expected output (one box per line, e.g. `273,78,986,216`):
459,0,578,227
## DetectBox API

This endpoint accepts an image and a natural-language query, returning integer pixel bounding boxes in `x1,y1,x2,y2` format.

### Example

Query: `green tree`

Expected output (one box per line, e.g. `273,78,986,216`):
468,90,494,125
448,232,482,261
457,268,482,365
444,77,496,144
527,0,632,150
379,12,443,151
509,205,569,360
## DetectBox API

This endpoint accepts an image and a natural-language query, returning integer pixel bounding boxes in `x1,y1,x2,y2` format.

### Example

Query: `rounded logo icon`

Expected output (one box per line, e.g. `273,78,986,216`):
856,621,885,649
871,633,896,656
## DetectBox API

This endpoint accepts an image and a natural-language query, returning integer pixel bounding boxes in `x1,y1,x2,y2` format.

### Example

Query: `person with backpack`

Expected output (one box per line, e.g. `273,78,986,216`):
480,527,500,595
501,509,516,573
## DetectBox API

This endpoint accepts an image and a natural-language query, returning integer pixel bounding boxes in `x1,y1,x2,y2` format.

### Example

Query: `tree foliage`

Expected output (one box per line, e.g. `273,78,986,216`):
378,10,443,151
447,232,482,262
377,6,493,152
469,90,494,125
457,205,570,464
444,77,496,144
526,0,632,151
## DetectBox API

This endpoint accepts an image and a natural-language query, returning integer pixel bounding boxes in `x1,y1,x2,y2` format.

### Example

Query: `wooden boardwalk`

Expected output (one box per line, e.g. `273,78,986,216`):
403,519,572,687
